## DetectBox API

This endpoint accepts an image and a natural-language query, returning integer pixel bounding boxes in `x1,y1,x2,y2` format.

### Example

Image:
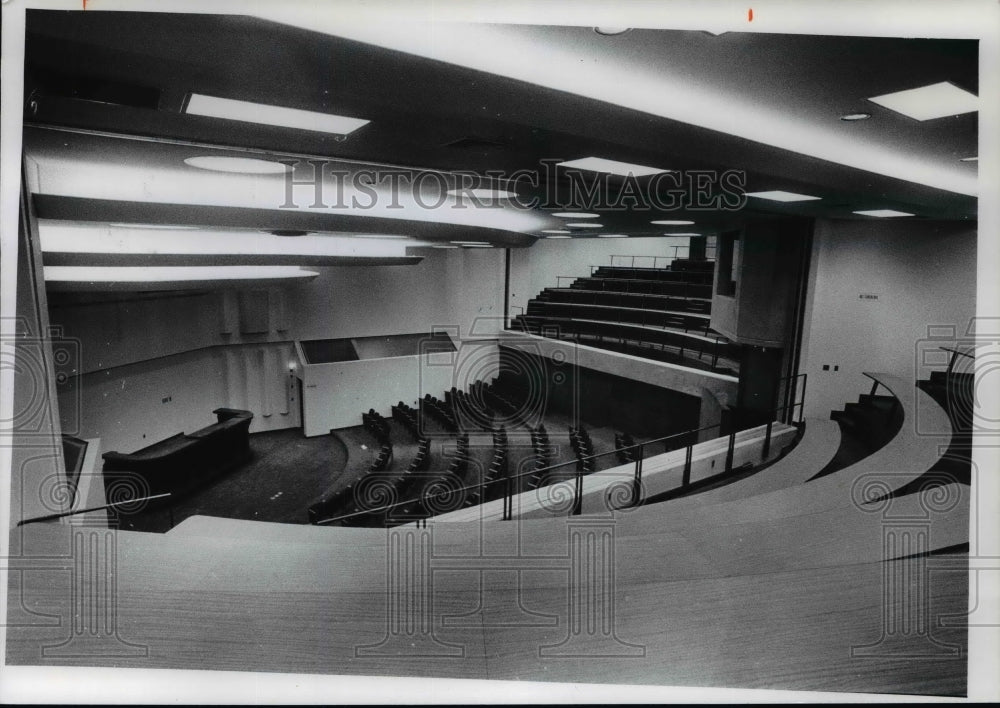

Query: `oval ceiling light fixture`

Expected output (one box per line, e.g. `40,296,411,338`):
541,229,572,234
183,156,290,174
446,188,518,199
564,223,603,229
431,244,459,249
545,235,573,239
650,220,694,226
594,27,631,36
839,112,872,121
664,232,701,236
551,212,600,219
960,156,978,162
597,234,629,238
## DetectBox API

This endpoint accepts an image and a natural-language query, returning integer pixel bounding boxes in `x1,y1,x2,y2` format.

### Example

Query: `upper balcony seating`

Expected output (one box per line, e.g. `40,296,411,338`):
591,265,714,284
511,315,739,370
571,276,712,299
525,300,711,333
538,287,712,315
102,408,253,501
668,258,716,273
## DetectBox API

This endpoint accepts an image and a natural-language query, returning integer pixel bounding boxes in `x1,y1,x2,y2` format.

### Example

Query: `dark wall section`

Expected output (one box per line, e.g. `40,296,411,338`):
496,348,701,438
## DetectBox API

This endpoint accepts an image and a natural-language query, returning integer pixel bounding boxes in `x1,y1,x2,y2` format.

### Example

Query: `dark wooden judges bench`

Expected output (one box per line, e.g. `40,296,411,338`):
101,408,253,500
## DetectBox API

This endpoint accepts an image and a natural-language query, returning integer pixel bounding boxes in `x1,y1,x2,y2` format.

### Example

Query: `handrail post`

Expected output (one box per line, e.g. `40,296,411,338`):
725,431,736,474
682,443,692,487
632,443,644,508
503,476,512,521
762,418,773,461
573,466,583,516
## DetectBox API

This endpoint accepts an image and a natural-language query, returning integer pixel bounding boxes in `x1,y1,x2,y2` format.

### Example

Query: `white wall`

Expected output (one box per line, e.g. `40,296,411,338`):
799,219,976,418
59,341,300,454
508,236,691,314
49,248,506,450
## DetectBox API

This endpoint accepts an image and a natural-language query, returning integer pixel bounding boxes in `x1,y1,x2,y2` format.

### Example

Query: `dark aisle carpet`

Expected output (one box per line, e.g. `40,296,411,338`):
165,428,348,527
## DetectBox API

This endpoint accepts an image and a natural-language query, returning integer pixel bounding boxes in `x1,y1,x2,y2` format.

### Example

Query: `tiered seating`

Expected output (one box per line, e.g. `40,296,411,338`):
568,425,595,474
406,437,432,473
526,425,556,490
511,259,738,371
463,426,509,507
525,300,711,333
446,386,495,430
615,432,637,464
391,401,422,439
420,393,457,431
534,287,711,314
361,409,393,472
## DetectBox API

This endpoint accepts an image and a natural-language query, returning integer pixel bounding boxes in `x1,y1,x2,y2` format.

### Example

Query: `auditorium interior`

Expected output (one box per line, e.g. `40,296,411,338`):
3,7,992,700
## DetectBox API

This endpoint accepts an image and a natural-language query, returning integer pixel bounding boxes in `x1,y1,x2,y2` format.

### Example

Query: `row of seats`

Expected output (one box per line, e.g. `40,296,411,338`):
540,287,712,315
592,265,714,284
445,386,495,430
615,432,637,464
420,393,458,431
569,425,596,474
511,315,738,369
361,409,393,472
525,300,712,333
526,425,556,490
391,401,421,440
571,276,712,299
463,427,510,508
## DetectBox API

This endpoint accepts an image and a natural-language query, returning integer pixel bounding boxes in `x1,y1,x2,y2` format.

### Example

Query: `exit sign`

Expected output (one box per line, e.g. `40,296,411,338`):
859,293,879,301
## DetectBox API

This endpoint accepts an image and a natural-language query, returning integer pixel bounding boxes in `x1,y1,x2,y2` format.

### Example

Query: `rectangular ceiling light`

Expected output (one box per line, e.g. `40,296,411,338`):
186,93,370,135
852,209,914,218
44,265,319,283
556,157,671,177
745,190,821,202
867,82,979,121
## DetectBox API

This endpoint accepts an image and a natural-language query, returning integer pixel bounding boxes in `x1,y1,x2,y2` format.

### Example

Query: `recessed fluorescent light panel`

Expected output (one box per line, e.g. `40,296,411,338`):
960,156,978,162
545,235,573,239
597,234,629,238
565,223,603,229
650,220,694,225
839,113,871,121
557,157,670,177
867,82,979,121
186,93,370,135
664,232,700,237
44,266,319,283
852,209,914,217
183,156,290,174
541,229,572,234
745,190,821,203
552,212,600,219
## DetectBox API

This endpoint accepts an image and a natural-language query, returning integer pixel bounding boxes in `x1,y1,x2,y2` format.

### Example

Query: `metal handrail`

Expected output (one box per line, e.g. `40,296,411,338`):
16,492,173,526
315,395,805,527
